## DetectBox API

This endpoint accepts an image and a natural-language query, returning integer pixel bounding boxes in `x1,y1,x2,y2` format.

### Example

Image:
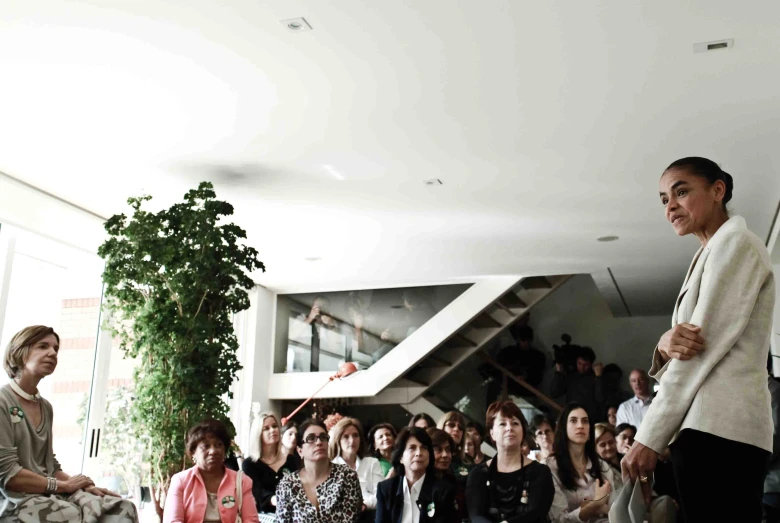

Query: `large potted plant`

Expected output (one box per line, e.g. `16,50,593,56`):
98,181,264,517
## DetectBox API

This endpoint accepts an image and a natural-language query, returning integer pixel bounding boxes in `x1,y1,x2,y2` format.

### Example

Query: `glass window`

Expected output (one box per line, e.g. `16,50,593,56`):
274,284,472,373
0,224,104,476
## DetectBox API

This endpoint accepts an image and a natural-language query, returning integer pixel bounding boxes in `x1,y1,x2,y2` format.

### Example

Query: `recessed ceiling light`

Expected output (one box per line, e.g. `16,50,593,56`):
597,236,619,242
281,17,313,32
424,178,443,186
304,256,322,262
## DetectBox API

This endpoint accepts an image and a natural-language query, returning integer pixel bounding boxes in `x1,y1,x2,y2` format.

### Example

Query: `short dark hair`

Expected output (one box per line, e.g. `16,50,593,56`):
368,423,397,458
528,414,554,436
408,413,436,429
485,400,528,445
391,427,435,477
665,157,733,211
186,419,232,458
615,423,637,437
282,419,298,435
297,418,328,447
577,346,596,363
465,421,484,439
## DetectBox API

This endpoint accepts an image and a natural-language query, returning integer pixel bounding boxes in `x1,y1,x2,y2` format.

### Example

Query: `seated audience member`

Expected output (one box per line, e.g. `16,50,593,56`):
606,405,618,427
550,346,605,422
593,423,621,473
437,412,465,458
547,403,619,523
594,428,677,522
615,369,653,429
427,429,468,522
614,423,636,457
601,364,631,409
275,419,362,522
368,423,397,477
528,414,554,463
409,413,436,430
165,419,258,523
500,326,547,389
242,412,300,515
280,420,298,457
329,417,384,517
464,422,486,465
466,400,555,523
0,326,139,522
463,433,485,466
375,427,456,523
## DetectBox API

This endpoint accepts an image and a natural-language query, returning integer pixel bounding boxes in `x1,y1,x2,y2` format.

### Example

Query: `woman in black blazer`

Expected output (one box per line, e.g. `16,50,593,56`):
375,427,456,523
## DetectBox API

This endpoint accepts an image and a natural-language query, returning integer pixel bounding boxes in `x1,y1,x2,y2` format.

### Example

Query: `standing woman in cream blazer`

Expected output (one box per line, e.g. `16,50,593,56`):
623,157,776,523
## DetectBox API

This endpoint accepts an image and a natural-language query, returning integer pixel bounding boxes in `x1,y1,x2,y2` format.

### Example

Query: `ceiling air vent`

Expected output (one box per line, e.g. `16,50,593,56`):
694,39,733,53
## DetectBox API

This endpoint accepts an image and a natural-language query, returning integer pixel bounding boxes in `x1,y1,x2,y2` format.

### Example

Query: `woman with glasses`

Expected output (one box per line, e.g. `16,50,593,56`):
615,423,636,458
242,411,300,515
466,401,555,523
594,423,621,474
437,412,469,478
375,427,456,523
275,419,362,522
528,414,554,463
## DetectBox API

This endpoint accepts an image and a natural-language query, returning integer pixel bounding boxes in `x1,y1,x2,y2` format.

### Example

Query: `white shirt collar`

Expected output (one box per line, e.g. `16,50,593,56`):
633,395,652,405
403,473,425,496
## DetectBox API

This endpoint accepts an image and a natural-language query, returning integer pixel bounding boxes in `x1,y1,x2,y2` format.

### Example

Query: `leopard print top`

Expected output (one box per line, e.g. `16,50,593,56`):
276,462,363,522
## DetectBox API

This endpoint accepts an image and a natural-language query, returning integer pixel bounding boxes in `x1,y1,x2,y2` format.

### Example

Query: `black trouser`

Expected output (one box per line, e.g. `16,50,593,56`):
670,429,769,523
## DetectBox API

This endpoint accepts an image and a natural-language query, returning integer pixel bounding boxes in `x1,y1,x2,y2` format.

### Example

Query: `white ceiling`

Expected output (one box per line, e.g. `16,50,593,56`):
2,0,779,315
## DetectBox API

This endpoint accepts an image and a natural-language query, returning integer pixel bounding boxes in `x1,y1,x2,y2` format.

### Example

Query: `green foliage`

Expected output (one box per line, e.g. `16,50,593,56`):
98,182,264,494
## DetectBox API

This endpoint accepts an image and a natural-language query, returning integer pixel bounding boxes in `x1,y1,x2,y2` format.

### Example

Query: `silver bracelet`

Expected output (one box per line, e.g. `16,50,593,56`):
44,477,56,495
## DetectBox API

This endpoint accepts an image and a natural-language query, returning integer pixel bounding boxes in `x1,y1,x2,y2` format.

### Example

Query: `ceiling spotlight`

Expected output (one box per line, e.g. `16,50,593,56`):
424,178,443,186
304,256,322,262
281,17,313,32
597,236,619,242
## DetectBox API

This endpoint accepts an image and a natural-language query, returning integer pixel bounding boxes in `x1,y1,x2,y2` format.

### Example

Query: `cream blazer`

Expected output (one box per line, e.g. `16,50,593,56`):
635,216,776,453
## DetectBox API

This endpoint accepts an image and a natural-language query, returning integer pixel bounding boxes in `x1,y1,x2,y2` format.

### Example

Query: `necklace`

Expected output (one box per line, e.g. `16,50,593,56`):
9,380,40,402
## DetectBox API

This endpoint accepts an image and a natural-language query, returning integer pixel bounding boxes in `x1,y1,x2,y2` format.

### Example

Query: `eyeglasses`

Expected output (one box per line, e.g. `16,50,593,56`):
303,433,330,445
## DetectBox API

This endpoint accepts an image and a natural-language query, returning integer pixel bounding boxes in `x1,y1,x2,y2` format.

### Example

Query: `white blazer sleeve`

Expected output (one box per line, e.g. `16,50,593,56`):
636,231,772,453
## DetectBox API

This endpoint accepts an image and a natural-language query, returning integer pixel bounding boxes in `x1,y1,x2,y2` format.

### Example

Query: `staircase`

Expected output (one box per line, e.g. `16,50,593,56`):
366,274,571,405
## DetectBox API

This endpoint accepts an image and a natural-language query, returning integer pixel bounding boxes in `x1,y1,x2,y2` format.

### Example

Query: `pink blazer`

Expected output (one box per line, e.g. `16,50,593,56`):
163,466,259,523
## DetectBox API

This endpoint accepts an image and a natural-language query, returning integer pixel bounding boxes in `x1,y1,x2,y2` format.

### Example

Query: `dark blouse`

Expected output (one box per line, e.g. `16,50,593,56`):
466,458,555,523
242,453,300,513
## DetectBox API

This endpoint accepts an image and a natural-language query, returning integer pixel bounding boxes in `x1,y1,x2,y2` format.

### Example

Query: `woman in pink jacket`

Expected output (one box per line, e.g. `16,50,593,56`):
164,419,259,523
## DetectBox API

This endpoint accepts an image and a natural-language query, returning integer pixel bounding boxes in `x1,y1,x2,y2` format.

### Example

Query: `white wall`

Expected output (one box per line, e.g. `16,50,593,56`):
525,275,672,388
233,285,279,452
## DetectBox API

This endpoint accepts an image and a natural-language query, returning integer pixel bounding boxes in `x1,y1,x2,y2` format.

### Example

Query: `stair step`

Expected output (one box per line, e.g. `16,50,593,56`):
498,291,528,310
520,276,552,290
445,334,476,349
471,313,502,329
426,353,453,367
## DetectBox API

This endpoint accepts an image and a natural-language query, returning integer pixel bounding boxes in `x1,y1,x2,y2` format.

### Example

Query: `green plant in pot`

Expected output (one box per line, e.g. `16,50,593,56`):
98,181,264,517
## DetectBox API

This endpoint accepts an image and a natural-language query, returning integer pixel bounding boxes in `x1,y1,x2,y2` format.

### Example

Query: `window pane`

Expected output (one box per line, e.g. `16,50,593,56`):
275,284,472,373
0,225,104,476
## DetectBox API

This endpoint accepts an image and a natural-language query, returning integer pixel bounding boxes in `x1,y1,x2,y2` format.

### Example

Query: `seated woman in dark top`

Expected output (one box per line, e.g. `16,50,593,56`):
241,411,300,514
375,427,456,523
427,428,468,522
466,400,555,523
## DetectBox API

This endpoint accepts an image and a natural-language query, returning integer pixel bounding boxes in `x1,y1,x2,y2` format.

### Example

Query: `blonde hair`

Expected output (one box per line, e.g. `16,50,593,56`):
3,326,59,379
328,417,366,460
248,411,280,461
594,422,616,443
